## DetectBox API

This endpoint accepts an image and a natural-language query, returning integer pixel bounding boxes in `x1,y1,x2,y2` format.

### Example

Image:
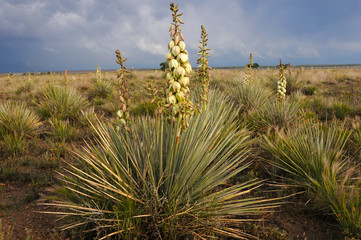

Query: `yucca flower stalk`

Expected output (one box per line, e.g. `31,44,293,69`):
164,3,194,130
243,53,253,85
196,25,211,112
115,50,130,126
64,69,68,89
277,59,287,100
287,62,292,77
96,65,101,81
7,73,12,81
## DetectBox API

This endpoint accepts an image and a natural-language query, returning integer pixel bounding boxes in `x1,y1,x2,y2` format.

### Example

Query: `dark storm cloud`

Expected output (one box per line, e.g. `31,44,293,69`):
0,0,360,72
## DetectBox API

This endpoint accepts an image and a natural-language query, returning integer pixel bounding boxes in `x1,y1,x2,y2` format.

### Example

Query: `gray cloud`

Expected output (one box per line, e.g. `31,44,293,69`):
0,0,360,72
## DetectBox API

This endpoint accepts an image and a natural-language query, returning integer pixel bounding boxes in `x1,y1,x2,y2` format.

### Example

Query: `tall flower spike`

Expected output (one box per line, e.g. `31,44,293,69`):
164,3,194,131
64,69,67,89
115,50,130,126
243,53,253,86
196,25,211,112
278,59,287,100
96,65,101,81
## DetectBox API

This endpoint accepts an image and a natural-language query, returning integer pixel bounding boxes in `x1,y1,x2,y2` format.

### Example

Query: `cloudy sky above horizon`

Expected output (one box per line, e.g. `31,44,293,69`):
1,0,361,73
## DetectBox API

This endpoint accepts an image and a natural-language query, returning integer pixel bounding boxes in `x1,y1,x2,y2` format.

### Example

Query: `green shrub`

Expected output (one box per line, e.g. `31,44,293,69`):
1,134,29,156
15,81,33,94
231,80,272,114
88,80,113,100
328,173,361,238
48,91,279,239
49,118,76,143
331,102,351,120
306,97,330,120
247,98,303,134
261,121,361,237
37,85,89,121
302,86,317,96
262,121,350,195
79,107,97,127
0,101,42,138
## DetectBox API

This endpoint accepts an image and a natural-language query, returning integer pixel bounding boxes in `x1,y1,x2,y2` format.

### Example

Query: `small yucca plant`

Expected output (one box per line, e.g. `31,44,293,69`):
328,172,361,238
37,85,89,121
46,90,280,239
49,118,75,143
247,98,303,134
0,101,42,138
262,121,351,195
261,120,361,237
0,102,41,155
231,79,273,115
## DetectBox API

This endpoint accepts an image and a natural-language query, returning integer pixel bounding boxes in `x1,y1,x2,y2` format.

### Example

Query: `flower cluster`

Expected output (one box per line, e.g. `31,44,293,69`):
196,25,211,112
164,3,193,130
278,60,287,100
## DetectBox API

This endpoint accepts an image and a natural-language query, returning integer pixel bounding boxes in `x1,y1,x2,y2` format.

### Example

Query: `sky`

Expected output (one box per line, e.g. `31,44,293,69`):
1,0,361,73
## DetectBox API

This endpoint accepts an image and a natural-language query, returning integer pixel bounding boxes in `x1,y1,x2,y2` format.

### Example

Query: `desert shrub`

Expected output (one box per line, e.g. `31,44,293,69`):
328,173,361,238
88,80,113,100
351,118,361,155
262,121,350,195
37,85,89,121
15,81,33,94
247,98,303,134
0,101,42,138
262,121,361,237
231,80,273,114
302,85,317,96
49,91,278,239
79,107,97,127
306,97,330,120
331,102,351,120
48,118,76,143
1,134,29,156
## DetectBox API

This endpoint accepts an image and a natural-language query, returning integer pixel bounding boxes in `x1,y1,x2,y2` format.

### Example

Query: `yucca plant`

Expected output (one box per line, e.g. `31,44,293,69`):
0,101,42,138
37,85,89,121
231,80,273,115
88,79,113,100
247,98,303,134
262,121,351,196
327,172,361,238
46,90,279,239
331,102,351,120
1,134,29,156
0,101,41,156
49,118,76,143
261,121,361,236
